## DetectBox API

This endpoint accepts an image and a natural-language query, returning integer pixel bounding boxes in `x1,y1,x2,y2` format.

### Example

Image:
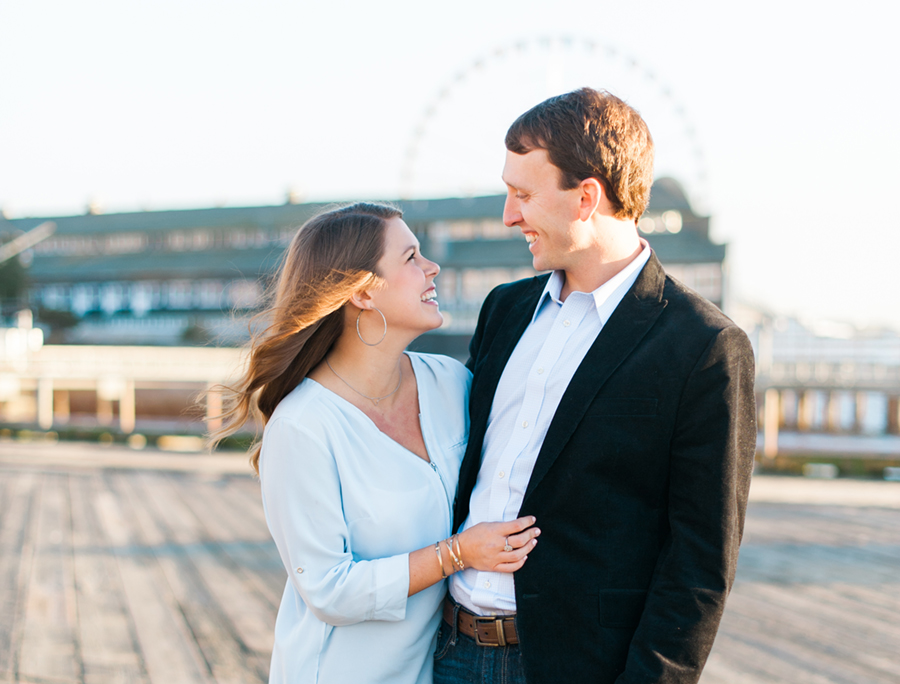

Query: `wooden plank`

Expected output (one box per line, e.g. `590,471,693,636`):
17,473,81,682
216,477,286,604
162,475,276,669
728,584,898,681
68,472,148,684
703,499,900,684
99,472,212,684
3,456,898,684
710,590,898,684
703,629,846,684
120,471,266,683
169,475,283,608
0,471,38,682
825,582,900,623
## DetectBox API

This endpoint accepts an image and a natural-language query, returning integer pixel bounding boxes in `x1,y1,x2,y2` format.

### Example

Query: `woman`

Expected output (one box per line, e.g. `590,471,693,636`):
212,203,540,684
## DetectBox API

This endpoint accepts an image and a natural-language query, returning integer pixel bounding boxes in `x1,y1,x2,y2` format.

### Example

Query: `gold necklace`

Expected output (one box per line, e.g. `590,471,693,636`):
325,357,403,406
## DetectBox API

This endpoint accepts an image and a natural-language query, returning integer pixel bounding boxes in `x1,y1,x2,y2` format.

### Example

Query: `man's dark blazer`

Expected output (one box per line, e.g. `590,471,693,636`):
454,252,757,684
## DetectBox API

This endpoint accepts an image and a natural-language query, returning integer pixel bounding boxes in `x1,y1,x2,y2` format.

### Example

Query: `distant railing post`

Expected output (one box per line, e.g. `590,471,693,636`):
763,388,780,458
206,383,222,433
37,377,53,430
888,396,900,435
826,391,841,432
54,390,70,425
120,379,136,434
797,390,814,432
97,397,113,426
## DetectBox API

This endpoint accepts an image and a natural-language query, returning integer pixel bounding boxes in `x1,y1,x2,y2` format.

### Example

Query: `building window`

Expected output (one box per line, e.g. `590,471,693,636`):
430,220,518,241
100,283,127,314
437,269,457,304
198,280,225,309
166,232,188,251
461,268,520,303
40,285,71,310
665,263,722,302
228,279,262,309
167,280,194,309
71,284,99,315
104,233,147,254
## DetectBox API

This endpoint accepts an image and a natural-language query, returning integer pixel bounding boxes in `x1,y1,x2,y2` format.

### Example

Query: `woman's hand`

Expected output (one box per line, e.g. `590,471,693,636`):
457,516,540,573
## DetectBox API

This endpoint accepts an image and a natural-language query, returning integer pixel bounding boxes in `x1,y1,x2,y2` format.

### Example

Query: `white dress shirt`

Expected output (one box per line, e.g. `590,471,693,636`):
450,243,651,616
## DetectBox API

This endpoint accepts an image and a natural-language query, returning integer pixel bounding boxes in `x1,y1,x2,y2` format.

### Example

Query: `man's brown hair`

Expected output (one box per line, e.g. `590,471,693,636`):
505,88,654,221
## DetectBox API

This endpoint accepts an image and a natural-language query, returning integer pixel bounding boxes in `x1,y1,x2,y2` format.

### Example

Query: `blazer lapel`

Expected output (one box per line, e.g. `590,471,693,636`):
468,276,548,444
457,276,547,524
523,253,669,502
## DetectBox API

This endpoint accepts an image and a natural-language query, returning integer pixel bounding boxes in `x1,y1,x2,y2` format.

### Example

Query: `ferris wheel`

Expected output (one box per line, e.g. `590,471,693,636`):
400,35,709,212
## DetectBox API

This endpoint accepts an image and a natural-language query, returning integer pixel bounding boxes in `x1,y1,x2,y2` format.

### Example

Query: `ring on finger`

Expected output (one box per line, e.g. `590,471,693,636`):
503,537,513,553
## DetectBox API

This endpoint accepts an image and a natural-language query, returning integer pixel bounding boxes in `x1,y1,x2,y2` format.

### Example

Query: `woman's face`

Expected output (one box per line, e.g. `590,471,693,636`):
365,217,442,338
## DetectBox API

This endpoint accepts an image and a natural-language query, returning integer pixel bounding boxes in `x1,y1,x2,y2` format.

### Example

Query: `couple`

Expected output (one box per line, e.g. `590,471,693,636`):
217,88,756,684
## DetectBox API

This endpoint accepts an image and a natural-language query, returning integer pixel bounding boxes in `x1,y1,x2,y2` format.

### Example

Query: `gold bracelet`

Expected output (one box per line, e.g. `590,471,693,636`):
445,535,465,571
434,541,447,579
443,538,461,572
453,534,465,570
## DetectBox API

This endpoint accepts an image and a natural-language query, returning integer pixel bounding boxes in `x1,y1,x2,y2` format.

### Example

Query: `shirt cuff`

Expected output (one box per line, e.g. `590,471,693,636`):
372,552,410,621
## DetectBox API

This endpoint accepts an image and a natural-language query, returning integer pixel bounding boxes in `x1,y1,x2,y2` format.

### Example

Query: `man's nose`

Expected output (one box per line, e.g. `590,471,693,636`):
503,196,521,227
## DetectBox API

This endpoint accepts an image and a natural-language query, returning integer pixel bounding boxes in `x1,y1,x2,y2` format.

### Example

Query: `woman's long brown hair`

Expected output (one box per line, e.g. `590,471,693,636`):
209,202,402,473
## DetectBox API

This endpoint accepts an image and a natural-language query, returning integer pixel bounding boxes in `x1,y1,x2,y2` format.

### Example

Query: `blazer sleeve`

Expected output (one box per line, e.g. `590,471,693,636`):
617,325,757,684
259,416,410,627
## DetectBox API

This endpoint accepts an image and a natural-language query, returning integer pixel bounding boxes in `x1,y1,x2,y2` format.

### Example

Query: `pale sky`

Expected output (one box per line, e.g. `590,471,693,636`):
2,0,898,329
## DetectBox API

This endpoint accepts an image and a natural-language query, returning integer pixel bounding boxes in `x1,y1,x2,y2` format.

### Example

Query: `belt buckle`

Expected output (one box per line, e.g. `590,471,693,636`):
473,616,507,647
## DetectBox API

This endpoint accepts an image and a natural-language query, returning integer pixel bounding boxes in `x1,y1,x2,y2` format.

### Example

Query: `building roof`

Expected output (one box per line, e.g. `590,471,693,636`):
28,247,285,283
646,177,694,214
8,177,696,236
12,178,723,285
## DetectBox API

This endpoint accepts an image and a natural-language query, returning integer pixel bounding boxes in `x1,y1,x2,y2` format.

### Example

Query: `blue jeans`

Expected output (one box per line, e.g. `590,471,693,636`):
433,602,527,684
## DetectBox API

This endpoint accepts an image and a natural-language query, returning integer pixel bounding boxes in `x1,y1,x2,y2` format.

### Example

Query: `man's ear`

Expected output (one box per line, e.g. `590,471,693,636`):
578,178,604,221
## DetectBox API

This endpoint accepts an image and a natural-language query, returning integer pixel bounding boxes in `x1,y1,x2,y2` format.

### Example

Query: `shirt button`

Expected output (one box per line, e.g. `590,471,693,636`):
296,567,304,574
563,319,571,327
522,420,528,428
484,581,491,589
537,368,544,374
498,471,505,479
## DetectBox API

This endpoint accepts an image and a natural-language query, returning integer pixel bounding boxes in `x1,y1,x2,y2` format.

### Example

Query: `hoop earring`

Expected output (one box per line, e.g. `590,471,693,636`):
356,307,387,346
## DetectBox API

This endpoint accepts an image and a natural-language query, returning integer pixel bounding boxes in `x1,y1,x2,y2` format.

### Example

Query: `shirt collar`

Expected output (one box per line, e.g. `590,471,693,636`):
532,239,652,325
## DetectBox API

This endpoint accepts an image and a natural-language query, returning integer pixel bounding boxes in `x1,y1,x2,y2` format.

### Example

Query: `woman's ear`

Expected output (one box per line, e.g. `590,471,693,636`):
347,289,373,312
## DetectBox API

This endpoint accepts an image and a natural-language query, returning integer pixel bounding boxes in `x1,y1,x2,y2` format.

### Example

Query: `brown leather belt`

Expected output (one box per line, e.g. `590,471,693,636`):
442,599,519,647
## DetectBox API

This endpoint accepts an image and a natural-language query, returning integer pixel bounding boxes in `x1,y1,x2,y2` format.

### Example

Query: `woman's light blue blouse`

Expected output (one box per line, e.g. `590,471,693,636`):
260,353,471,684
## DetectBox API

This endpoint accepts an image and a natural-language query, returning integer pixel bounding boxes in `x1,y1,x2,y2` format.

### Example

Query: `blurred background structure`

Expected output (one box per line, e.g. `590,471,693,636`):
4,179,900,474
1,178,717,347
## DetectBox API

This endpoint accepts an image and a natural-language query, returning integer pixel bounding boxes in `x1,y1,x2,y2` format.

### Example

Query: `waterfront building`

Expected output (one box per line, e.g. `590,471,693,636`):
3,178,725,357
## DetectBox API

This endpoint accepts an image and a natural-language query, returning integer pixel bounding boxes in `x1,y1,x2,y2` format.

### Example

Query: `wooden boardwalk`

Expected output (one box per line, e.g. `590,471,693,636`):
1,443,898,684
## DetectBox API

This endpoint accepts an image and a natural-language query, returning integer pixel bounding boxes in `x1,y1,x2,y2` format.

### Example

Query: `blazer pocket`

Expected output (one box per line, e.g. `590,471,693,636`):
598,589,647,629
588,398,658,417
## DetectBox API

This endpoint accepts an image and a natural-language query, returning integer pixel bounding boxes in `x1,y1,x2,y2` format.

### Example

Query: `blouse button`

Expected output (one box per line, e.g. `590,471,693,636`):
563,320,571,327
296,567,304,574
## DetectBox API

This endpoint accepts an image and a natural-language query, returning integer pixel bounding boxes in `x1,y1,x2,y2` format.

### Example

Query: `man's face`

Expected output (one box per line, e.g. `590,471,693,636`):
501,148,586,274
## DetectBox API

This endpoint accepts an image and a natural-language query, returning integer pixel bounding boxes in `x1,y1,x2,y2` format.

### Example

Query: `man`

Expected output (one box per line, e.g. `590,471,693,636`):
434,88,757,684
